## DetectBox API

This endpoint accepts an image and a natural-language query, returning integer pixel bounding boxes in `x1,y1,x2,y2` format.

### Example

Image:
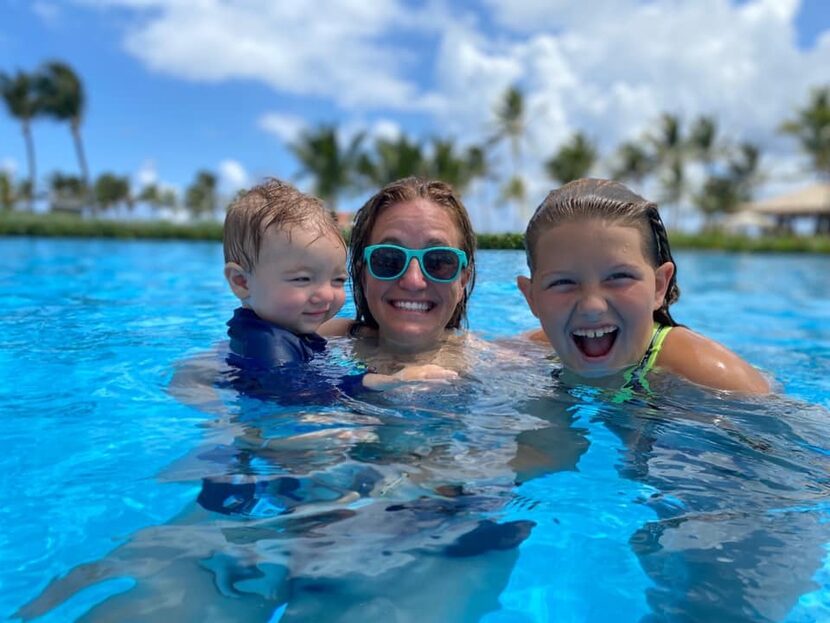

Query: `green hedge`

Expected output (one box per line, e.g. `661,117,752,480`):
2,211,829,253
0,211,222,240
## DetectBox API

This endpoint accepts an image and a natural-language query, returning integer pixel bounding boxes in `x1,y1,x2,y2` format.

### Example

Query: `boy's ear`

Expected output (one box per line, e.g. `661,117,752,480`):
517,275,538,318
224,262,250,300
653,261,675,309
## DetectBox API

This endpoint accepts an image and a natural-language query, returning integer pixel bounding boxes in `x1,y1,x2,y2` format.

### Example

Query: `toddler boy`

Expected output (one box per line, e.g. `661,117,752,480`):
221,178,453,399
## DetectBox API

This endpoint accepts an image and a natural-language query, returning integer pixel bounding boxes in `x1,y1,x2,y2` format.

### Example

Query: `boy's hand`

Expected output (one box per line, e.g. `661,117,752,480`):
363,365,458,391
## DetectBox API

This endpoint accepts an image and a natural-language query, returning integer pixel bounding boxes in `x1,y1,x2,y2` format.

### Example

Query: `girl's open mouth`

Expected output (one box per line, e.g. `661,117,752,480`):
571,326,618,358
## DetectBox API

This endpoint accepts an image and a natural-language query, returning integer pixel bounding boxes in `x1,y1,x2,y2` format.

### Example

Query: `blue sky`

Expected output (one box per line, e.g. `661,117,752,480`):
1,0,829,230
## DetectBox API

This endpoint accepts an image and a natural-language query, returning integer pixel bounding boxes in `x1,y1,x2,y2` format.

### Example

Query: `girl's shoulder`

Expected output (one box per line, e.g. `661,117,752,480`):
657,326,770,394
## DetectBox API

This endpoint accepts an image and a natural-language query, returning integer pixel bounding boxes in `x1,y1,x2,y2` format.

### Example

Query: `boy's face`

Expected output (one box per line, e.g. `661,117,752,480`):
517,220,673,378
225,226,347,335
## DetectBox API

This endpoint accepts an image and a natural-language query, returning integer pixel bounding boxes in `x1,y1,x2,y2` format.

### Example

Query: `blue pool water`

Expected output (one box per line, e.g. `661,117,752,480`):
1,237,829,622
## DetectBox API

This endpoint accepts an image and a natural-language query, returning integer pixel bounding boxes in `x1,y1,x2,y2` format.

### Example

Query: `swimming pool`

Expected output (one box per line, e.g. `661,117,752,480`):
2,237,829,622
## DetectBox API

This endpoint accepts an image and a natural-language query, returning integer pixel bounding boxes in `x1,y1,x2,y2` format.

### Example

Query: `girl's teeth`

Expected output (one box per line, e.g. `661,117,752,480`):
572,326,617,338
394,301,431,311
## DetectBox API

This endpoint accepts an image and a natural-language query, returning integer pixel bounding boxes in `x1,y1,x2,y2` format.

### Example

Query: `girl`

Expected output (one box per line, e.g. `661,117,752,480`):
517,178,770,394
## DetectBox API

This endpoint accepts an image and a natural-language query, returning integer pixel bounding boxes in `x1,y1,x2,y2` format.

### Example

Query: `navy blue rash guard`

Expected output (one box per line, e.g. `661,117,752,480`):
200,308,367,518
220,307,365,402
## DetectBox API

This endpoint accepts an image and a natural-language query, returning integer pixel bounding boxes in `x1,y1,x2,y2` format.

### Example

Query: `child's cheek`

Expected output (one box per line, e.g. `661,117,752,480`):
333,289,346,314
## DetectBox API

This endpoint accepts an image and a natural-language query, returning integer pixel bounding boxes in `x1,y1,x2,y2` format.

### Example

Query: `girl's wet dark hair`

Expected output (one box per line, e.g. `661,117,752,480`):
524,178,680,327
349,176,477,330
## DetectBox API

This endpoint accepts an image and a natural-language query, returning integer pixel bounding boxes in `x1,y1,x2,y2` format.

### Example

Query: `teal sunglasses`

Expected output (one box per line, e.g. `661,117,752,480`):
363,244,468,283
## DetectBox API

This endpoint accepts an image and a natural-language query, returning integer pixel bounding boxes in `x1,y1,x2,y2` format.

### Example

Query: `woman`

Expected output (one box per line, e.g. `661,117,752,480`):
320,176,478,368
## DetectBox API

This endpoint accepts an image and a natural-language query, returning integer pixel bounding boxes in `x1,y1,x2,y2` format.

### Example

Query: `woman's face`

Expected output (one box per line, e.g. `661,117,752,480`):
363,199,469,353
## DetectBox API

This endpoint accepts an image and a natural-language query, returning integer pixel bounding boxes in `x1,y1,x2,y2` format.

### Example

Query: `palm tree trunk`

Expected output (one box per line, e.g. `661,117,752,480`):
71,123,89,187
71,121,93,214
22,120,36,212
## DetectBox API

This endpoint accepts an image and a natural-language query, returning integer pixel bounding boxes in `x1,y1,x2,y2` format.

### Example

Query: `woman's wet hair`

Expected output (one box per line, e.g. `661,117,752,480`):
524,178,680,326
349,176,477,330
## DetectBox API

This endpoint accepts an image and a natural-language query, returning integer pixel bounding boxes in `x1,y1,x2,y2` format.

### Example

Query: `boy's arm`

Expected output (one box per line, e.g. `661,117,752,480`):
657,327,771,394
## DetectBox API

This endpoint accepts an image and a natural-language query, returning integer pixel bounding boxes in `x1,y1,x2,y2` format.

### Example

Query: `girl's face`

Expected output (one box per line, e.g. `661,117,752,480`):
363,199,469,353
518,219,673,378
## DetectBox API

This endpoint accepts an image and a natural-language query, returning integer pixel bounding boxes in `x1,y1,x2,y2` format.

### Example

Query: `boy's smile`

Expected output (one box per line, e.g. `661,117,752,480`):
518,220,673,378
225,227,347,335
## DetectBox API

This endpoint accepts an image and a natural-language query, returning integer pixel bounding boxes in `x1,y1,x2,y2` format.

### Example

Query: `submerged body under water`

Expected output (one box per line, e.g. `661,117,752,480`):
3,239,830,622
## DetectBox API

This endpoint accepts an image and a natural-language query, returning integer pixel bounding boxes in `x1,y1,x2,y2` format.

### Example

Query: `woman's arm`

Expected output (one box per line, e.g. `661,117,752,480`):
318,317,355,337
658,327,770,394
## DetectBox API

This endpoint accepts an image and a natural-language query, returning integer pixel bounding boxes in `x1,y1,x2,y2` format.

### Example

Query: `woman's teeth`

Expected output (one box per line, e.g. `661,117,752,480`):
393,301,432,312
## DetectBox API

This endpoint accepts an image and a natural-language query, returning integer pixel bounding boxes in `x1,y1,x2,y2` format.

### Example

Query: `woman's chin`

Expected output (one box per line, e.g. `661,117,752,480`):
380,322,445,352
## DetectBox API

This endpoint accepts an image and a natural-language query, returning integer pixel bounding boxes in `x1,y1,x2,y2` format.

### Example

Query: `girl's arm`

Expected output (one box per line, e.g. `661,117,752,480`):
658,327,770,394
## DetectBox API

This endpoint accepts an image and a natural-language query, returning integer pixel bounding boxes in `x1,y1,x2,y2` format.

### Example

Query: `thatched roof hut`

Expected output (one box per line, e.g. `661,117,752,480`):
743,183,830,234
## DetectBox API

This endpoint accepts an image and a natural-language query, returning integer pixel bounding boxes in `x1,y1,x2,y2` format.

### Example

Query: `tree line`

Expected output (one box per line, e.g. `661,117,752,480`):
2,60,828,229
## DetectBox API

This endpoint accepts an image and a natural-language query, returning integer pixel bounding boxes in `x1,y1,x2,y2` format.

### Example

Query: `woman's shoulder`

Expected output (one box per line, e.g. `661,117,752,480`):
657,326,770,394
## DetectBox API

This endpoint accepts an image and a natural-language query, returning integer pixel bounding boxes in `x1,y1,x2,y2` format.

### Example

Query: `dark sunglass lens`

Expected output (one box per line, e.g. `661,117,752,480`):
370,247,407,278
423,250,460,280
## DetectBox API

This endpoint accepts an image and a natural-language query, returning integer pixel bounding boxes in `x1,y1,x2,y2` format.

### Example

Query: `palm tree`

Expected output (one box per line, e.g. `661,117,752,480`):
93,173,130,213
611,141,654,186
0,170,14,211
648,113,687,228
426,140,488,194
0,70,41,210
185,171,218,219
288,124,364,215
694,142,762,230
357,134,425,187
780,86,830,180
491,85,528,215
49,172,85,212
137,183,162,212
544,132,598,185
493,86,525,173
688,116,719,173
36,62,90,200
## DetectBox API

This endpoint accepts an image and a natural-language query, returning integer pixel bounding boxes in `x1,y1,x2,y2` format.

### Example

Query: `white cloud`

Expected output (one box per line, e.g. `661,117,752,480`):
32,1,62,24
218,159,249,193
135,159,157,188
258,112,306,143
84,0,432,109
0,158,17,177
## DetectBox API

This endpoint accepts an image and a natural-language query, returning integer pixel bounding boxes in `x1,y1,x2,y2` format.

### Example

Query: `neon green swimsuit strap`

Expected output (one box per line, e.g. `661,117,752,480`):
641,323,672,377
612,323,672,402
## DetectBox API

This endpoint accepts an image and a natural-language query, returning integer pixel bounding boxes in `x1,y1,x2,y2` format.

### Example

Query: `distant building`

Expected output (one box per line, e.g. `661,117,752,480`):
742,183,830,235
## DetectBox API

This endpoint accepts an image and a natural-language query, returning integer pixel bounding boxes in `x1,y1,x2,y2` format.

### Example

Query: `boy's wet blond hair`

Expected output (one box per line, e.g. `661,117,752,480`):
223,178,343,272
524,178,680,326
